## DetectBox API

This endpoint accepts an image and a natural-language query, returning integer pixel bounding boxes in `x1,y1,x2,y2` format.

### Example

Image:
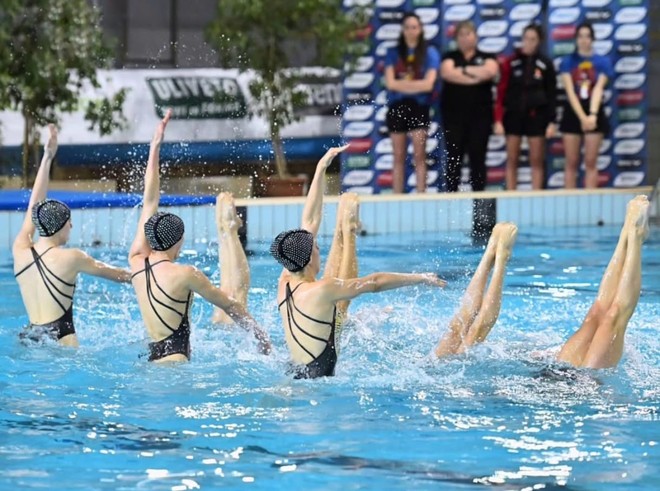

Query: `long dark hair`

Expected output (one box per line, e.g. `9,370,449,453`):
397,12,427,76
575,21,595,42
522,23,544,55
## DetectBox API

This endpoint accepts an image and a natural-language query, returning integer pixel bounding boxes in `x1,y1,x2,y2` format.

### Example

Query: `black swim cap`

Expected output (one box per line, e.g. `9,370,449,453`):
31,199,71,237
144,212,185,251
270,229,314,272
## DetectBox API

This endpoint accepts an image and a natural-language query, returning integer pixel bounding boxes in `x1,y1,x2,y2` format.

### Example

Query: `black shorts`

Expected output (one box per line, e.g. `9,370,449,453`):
503,108,549,137
386,98,430,134
559,101,610,136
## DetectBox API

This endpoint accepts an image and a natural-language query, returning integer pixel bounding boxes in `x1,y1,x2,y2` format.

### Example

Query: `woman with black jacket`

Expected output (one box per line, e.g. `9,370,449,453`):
494,24,557,190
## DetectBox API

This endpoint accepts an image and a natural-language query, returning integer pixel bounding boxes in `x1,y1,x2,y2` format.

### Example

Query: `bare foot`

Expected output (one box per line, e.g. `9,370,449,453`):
626,195,649,241
495,222,518,260
216,192,242,232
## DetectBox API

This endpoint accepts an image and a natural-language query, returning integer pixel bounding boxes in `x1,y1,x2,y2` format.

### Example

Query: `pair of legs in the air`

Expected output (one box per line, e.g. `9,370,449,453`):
214,192,360,334
436,195,649,369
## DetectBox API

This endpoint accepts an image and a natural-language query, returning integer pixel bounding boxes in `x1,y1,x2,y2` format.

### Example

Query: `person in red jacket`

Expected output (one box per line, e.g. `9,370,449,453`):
494,24,557,190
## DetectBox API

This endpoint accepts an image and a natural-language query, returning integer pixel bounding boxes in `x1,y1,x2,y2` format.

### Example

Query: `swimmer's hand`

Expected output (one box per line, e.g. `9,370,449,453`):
44,124,58,159
151,108,172,147
420,273,447,288
318,144,350,169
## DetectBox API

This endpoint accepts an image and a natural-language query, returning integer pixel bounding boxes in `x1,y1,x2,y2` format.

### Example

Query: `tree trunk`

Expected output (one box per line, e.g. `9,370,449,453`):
21,111,31,188
272,129,288,179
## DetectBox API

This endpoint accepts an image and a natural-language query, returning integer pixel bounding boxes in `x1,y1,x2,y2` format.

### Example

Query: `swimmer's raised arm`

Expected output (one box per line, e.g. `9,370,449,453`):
320,272,446,302
13,125,58,251
69,249,132,283
129,109,172,259
300,144,349,236
185,266,271,354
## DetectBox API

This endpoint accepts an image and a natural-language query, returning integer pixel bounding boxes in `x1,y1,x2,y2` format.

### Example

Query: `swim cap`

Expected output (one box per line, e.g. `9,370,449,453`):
31,199,71,237
270,229,314,272
144,212,185,251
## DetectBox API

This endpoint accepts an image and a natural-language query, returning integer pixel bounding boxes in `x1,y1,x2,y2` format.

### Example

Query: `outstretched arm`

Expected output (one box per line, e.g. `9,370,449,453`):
321,272,446,303
72,250,132,283
300,145,349,236
129,109,172,260
186,266,271,354
13,124,58,251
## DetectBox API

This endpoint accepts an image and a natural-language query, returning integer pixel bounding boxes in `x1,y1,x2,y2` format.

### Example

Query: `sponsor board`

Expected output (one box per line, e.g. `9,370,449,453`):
342,170,375,186
478,37,509,54
344,186,375,194
547,172,565,187
549,8,580,25
593,23,613,40
614,24,647,41
376,41,397,57
486,167,506,184
593,40,613,55
374,154,394,170
618,107,643,121
343,121,375,138
486,151,506,167
616,158,643,168
480,7,507,19
614,73,646,90
509,21,531,38
613,172,645,187
346,138,372,153
375,106,388,122
375,171,393,187
617,43,645,55
585,10,612,22
477,20,509,38
614,7,648,25
344,105,375,122
614,122,645,139
549,0,579,6
376,0,406,7
375,138,393,154
444,5,476,21
613,139,645,155
415,8,440,24
516,167,532,183
345,155,373,169
423,24,440,40
600,139,612,154
346,92,373,103
488,135,506,150
406,138,439,154
375,23,401,41
551,157,565,170
510,3,541,21
615,56,646,73
551,25,577,41
147,77,247,119
344,73,374,90
617,90,644,106
407,170,439,187
583,0,612,7
553,43,576,56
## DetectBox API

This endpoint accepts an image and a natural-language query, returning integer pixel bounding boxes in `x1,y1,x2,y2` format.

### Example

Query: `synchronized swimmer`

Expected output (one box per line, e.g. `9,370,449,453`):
12,120,651,374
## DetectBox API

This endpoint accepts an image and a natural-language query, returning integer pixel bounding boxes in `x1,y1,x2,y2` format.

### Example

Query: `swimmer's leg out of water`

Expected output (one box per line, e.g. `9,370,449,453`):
435,223,518,358
212,193,250,324
322,193,360,343
557,195,649,369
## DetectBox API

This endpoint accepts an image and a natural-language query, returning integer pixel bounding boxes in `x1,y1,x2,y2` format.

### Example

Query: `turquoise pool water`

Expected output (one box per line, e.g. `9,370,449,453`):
1,225,658,490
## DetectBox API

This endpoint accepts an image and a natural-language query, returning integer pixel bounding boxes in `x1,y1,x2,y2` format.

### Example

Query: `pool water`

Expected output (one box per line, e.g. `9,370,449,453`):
1,226,659,490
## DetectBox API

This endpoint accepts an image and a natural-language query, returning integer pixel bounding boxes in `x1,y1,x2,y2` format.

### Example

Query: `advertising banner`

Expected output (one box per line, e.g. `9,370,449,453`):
0,68,342,166
545,0,648,188
340,0,649,192
341,0,443,195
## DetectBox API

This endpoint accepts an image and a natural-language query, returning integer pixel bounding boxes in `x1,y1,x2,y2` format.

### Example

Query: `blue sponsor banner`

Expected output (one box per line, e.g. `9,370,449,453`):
546,0,648,188
440,0,542,190
341,0,443,194
341,0,649,192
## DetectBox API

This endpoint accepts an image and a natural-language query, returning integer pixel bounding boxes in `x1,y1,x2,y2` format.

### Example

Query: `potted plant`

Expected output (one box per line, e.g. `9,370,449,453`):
206,0,366,197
